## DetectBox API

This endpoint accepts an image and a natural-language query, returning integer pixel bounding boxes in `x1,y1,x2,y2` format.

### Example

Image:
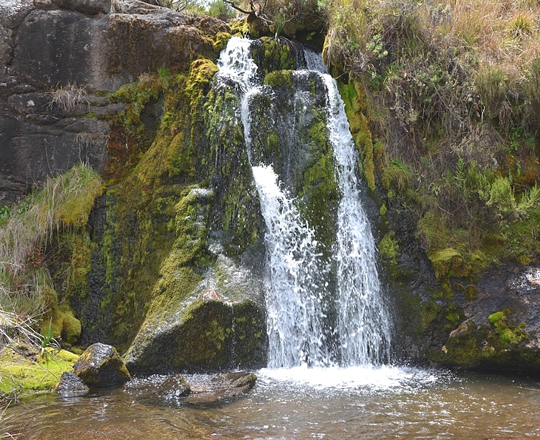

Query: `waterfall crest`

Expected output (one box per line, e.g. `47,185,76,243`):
215,37,391,368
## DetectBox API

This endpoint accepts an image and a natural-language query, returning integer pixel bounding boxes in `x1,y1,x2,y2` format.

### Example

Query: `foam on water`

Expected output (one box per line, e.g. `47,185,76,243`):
258,365,444,393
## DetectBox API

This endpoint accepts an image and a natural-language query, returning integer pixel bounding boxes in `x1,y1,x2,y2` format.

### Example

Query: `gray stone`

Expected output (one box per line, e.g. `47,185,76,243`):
56,371,90,397
0,114,109,202
184,371,257,405
51,0,111,16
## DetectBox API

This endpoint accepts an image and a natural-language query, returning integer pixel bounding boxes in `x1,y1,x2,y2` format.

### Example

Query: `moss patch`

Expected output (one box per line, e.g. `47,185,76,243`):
0,347,78,400
338,80,375,190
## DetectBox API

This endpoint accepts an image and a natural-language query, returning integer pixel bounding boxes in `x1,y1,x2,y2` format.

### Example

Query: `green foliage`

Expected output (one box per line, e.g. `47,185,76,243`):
0,206,12,224
475,67,509,121
207,1,235,21
0,164,102,320
40,318,54,349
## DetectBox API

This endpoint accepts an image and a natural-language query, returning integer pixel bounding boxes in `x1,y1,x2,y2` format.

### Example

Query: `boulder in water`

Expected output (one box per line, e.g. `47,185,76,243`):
73,343,130,387
56,371,90,397
157,374,191,399
184,371,256,405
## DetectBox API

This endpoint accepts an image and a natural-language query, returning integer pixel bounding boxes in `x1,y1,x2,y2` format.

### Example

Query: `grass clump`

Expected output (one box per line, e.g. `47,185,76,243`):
0,164,102,353
48,83,89,114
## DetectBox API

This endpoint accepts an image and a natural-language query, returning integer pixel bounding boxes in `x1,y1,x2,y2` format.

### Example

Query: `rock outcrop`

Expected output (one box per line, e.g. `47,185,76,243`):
0,0,223,203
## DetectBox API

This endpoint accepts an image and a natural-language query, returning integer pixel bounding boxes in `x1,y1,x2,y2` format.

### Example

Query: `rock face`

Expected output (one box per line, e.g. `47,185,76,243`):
0,0,221,203
381,205,540,374
73,343,130,387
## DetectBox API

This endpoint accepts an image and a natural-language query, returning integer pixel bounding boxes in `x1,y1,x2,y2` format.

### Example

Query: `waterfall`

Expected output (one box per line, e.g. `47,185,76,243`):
215,37,391,368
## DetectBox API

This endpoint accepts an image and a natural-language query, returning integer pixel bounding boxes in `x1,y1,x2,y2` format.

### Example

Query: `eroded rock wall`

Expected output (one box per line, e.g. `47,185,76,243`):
0,0,220,203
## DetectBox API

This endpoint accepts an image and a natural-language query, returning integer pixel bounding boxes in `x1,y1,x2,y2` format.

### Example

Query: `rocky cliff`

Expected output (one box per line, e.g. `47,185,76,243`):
2,0,540,376
0,0,222,203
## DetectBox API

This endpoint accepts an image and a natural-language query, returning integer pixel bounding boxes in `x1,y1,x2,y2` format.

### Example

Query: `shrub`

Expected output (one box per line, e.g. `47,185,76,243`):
475,67,509,120
207,0,235,21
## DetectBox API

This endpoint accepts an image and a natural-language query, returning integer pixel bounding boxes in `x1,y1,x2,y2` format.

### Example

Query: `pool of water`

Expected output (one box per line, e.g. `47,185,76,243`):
9,366,540,439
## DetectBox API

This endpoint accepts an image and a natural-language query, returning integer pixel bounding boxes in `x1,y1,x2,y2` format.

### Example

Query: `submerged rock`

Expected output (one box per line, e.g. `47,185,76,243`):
56,371,90,397
157,374,191,399
73,343,130,387
184,371,256,405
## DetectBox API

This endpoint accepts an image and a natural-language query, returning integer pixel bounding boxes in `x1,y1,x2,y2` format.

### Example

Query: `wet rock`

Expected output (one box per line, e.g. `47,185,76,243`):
184,371,256,405
157,374,191,399
56,371,90,397
73,343,130,387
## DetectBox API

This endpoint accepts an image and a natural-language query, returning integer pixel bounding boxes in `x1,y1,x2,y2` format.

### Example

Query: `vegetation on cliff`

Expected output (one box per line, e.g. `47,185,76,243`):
3,0,540,385
317,0,540,368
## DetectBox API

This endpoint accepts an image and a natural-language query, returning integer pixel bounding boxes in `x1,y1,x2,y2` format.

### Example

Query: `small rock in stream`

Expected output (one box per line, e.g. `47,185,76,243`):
184,371,257,405
56,371,90,398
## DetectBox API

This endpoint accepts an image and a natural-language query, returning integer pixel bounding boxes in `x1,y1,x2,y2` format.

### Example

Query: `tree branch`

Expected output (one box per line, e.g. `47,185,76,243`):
223,0,253,15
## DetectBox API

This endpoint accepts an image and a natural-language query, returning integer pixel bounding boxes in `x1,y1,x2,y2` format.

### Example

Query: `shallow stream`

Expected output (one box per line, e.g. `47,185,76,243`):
10,366,540,439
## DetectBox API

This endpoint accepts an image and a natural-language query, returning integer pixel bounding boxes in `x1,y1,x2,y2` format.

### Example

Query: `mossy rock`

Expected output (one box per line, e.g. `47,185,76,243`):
433,321,481,368
251,38,296,77
73,343,130,387
124,297,266,374
464,284,478,301
41,304,82,346
428,248,471,280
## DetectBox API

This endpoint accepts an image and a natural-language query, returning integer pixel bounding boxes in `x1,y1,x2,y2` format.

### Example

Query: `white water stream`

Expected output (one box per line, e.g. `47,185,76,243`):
216,37,391,370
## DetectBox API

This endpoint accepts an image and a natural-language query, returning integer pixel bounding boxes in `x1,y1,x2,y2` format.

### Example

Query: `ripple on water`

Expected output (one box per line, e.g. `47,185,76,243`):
8,368,540,440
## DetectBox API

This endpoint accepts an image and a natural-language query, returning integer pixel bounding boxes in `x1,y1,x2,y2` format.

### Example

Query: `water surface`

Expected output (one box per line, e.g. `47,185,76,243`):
11,367,540,439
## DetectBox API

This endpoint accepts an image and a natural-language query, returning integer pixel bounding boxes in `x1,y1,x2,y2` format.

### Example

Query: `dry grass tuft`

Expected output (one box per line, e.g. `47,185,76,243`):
47,83,89,114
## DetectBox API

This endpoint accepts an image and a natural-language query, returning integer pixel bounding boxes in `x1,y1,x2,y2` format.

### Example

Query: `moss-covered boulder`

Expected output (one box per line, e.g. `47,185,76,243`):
73,343,130,387
123,250,268,374
41,303,82,346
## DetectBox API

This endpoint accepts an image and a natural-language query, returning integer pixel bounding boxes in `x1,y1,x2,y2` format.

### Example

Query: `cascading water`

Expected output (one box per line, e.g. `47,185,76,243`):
215,37,391,368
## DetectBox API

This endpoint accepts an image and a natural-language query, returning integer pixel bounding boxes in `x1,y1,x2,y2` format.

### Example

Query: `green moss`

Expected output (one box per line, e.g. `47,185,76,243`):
418,300,441,334
252,38,296,77
441,324,481,367
338,80,375,189
488,310,527,347
488,311,505,324
40,300,82,345
0,347,78,399
464,284,478,301
379,232,399,266
264,70,294,91
212,32,232,52
428,248,472,287
186,59,219,108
